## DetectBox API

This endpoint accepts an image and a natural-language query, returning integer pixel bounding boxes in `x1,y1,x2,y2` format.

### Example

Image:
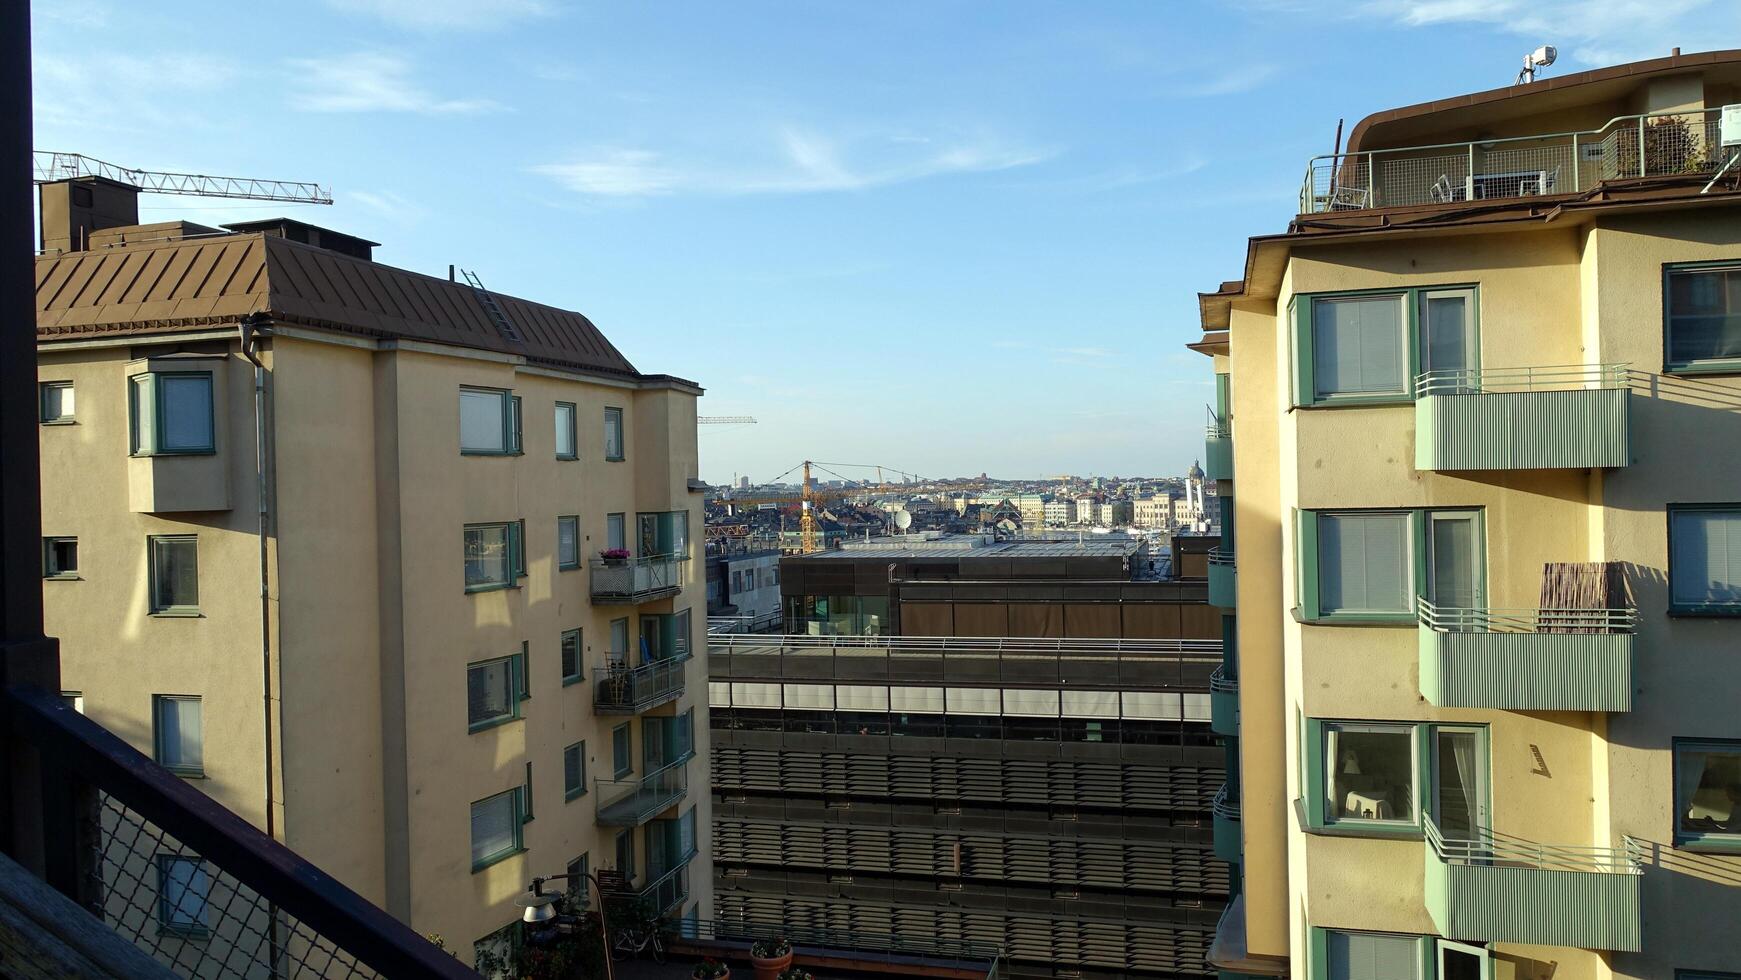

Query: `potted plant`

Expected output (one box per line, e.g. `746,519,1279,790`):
776,969,815,980
601,548,631,566
750,935,793,979
693,956,731,979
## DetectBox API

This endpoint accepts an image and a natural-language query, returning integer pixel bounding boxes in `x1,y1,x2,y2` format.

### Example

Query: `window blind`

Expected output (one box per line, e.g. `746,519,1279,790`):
1320,513,1410,614
1672,509,1741,606
1313,295,1404,396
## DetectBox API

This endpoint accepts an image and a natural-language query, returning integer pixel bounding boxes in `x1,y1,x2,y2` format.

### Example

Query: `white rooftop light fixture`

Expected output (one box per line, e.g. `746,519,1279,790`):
1516,45,1557,84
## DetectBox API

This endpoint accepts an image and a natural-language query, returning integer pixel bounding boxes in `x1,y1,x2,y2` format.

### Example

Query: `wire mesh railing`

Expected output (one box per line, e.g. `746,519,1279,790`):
675,916,1006,973
593,652,690,712
2,684,475,979
1301,108,1728,213
1424,816,1643,875
1416,597,1637,634
1415,363,1630,397
588,553,689,601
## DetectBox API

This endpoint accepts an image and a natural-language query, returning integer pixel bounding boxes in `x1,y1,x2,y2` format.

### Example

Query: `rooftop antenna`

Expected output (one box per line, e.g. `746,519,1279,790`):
1516,45,1557,85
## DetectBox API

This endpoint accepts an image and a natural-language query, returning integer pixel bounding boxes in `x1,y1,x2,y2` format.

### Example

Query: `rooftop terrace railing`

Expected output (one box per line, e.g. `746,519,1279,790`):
676,917,1005,977
1415,363,1631,398
1301,108,1727,214
1416,597,1638,634
1,684,477,979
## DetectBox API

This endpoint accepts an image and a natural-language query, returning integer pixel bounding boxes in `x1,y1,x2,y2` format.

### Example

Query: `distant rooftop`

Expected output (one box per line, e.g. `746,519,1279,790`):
803,531,1144,560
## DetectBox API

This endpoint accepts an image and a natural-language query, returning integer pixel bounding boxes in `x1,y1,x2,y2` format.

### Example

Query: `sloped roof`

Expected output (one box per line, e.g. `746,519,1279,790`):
35,232,643,379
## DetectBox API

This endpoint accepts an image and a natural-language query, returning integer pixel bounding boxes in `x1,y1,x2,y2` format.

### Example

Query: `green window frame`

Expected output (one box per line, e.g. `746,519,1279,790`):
129,371,215,456
561,628,583,685
604,407,625,461
1663,260,1741,375
615,828,635,880
148,534,200,616
39,380,74,424
463,521,523,593
152,694,204,777
1678,972,1741,980
156,855,212,938
1290,285,1480,407
523,760,535,822
1294,508,1484,624
1302,718,1489,839
1306,928,1431,980
1667,505,1741,616
554,401,578,459
466,650,526,732
565,741,587,800
469,787,526,871
557,515,580,571
42,536,78,580
1673,738,1741,852
458,386,522,456
612,723,632,777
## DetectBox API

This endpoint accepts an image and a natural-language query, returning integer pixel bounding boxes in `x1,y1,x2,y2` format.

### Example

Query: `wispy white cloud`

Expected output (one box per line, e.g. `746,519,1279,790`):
286,51,503,114
33,52,240,133
348,189,428,221
34,0,110,28
324,0,551,31
1172,64,1281,98
532,126,1054,198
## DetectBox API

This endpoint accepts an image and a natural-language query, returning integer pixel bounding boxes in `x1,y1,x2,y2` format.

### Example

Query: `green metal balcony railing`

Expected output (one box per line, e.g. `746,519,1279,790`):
589,553,689,604
1424,817,1643,951
595,755,692,827
1205,409,1233,482
1212,783,1241,864
1414,364,1631,471
593,651,691,714
1417,598,1636,712
1301,107,1727,213
1209,665,1239,737
1207,549,1237,609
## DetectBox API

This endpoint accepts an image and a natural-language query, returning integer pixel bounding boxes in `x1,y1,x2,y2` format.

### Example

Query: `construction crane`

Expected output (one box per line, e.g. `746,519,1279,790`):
33,151,334,204
715,460,985,554
698,416,757,424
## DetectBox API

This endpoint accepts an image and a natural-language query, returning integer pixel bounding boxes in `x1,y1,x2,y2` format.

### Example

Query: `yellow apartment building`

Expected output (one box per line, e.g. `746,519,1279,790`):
1195,50,1741,980
33,182,709,969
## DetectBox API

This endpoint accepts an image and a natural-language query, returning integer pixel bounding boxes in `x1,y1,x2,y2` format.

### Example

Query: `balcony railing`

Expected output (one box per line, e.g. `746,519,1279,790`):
675,917,1005,978
1209,665,1239,737
1212,782,1241,863
593,651,691,714
0,685,476,978
1417,598,1636,712
595,755,692,827
1205,408,1233,482
1424,816,1643,951
1414,364,1631,471
1207,549,1237,609
589,553,689,604
636,848,697,918
1301,107,1726,213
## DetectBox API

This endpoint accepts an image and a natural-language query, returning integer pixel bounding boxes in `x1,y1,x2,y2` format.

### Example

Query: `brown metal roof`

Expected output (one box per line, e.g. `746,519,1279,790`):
36,233,647,380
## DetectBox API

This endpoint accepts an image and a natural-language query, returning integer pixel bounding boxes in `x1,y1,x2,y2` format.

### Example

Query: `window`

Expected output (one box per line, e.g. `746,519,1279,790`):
1291,286,1478,405
1304,719,1488,837
1296,509,1482,623
156,856,211,937
153,695,203,776
554,401,577,459
1669,506,1741,614
609,618,630,665
458,387,521,455
1666,262,1741,372
604,407,624,460
612,723,632,777
61,691,84,714
39,381,74,423
130,371,215,455
467,653,525,731
1675,740,1741,849
606,513,626,552
615,828,635,880
679,806,697,859
464,522,523,593
557,516,580,570
561,628,583,685
148,535,199,615
565,741,587,800
565,853,589,905
470,788,524,870
1318,722,1416,829
42,537,78,579
1310,929,1424,980
732,570,743,593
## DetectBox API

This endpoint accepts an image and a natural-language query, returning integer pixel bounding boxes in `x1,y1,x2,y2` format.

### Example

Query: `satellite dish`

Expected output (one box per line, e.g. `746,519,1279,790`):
895,510,913,530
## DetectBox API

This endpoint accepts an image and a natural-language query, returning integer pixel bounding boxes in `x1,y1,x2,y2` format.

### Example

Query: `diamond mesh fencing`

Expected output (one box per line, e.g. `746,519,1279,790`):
89,793,383,979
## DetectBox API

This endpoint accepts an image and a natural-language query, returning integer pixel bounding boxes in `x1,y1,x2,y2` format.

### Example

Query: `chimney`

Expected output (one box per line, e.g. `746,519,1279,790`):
38,176,140,253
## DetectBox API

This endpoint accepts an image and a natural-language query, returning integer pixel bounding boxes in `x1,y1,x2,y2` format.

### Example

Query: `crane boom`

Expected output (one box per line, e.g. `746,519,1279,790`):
33,151,333,204
698,416,757,424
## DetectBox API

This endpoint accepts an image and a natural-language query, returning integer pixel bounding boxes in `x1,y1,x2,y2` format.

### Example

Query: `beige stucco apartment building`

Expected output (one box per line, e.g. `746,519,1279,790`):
33,188,709,968
1195,51,1741,980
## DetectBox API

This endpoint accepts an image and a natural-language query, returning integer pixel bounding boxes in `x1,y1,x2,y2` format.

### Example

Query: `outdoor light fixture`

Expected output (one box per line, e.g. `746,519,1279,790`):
1516,45,1557,84
513,872,615,980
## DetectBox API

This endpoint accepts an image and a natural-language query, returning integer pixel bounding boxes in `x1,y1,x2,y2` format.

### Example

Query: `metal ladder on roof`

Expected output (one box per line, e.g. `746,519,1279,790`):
458,268,524,344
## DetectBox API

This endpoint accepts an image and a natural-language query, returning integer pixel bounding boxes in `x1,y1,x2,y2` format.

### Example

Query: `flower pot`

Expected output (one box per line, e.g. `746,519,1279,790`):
751,951,792,980
692,968,730,980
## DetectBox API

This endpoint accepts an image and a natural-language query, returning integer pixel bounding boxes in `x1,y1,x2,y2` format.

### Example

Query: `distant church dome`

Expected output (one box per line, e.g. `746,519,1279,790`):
1187,460,1205,480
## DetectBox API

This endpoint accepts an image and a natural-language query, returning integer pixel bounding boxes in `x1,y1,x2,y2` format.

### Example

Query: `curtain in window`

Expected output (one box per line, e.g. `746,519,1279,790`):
1440,729,1480,838
1314,295,1404,396
160,375,213,451
558,519,578,566
1320,514,1410,613
471,795,515,865
1323,726,1340,817
464,526,509,589
1677,750,1709,830
554,404,575,457
607,514,626,551
1430,516,1478,609
157,698,201,770
1421,290,1472,377
1672,510,1741,605
130,376,156,452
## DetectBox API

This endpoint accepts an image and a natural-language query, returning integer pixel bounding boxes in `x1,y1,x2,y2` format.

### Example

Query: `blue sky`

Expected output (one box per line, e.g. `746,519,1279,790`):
31,1,1738,484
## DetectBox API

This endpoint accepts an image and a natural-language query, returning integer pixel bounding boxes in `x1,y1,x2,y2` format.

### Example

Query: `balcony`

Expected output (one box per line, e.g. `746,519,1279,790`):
593,652,691,714
1300,107,1723,214
636,849,697,918
1205,410,1233,482
1414,365,1631,471
1417,599,1636,712
1210,665,1239,737
1208,550,1237,609
1212,783,1241,863
1424,817,1642,951
589,553,688,604
595,755,692,827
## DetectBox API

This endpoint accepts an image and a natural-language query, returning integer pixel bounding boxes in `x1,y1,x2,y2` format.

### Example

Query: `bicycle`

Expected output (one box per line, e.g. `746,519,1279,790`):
609,918,667,963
